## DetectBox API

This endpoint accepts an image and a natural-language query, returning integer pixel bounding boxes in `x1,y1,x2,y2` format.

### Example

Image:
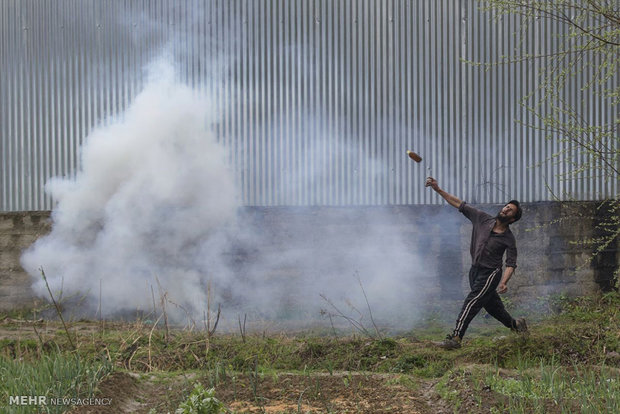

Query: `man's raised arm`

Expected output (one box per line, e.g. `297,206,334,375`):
425,177,462,209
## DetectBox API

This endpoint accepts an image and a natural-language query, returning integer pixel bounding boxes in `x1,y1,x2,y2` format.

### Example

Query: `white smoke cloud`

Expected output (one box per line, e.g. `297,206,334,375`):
21,56,462,332
21,61,240,320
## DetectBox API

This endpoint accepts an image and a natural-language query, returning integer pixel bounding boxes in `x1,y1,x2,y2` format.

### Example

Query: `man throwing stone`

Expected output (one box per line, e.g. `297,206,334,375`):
425,176,528,350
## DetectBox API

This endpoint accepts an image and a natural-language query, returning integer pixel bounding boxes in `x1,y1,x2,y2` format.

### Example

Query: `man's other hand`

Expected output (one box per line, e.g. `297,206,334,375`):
497,283,508,294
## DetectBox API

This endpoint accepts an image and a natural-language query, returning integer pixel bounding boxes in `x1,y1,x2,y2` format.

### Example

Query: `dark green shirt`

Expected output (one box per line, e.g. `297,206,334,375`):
458,201,517,270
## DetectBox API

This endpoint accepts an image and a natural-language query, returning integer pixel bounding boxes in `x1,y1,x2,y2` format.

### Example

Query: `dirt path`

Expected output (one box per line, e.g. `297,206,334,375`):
71,370,440,413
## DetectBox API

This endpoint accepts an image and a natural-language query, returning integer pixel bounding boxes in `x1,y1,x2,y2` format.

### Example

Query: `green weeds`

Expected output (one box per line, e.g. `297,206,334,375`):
0,353,112,413
483,359,620,413
175,383,225,414
0,291,618,412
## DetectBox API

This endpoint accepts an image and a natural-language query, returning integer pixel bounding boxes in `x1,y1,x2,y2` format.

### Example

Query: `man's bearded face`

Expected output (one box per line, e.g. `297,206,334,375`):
497,203,518,224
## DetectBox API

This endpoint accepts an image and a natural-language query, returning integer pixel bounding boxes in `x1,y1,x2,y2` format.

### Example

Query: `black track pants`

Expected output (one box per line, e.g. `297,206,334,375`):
452,266,515,339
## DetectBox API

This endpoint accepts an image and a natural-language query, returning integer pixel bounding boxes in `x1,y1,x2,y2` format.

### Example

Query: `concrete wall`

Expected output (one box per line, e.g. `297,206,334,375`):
0,212,51,310
0,202,617,312
498,202,618,299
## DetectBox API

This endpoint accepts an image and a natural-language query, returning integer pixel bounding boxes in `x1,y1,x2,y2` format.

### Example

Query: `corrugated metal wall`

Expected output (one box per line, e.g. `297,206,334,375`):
1,0,618,210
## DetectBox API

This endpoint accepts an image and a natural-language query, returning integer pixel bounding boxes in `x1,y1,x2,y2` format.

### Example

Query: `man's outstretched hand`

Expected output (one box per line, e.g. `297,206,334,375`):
425,177,462,208
425,177,439,191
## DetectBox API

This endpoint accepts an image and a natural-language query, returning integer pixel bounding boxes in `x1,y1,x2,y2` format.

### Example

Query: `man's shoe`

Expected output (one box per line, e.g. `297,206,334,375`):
513,318,528,334
438,334,462,350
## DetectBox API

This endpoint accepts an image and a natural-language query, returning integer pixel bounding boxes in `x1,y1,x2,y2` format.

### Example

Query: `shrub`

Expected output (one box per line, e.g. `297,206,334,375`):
175,383,225,414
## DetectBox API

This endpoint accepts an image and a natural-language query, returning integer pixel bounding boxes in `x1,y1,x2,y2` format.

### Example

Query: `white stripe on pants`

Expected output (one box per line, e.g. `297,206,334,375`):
453,268,500,337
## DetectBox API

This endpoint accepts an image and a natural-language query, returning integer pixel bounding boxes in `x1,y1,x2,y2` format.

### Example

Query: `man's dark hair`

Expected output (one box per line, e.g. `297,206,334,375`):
507,200,522,223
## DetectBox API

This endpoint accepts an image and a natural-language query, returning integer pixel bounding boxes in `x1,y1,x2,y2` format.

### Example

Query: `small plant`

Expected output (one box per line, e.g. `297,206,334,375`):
319,272,384,340
40,267,76,350
175,383,225,414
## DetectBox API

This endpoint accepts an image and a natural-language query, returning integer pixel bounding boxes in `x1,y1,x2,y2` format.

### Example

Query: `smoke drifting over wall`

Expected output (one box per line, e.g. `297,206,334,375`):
20,57,462,330
19,2,471,331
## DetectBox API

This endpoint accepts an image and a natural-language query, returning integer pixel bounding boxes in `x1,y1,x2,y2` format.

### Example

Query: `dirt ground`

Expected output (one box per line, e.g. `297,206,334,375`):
3,316,604,413
70,370,443,414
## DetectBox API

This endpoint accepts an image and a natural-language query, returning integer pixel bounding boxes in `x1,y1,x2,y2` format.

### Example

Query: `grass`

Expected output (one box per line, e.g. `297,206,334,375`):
0,291,617,412
0,352,113,413
493,363,620,413
438,358,620,413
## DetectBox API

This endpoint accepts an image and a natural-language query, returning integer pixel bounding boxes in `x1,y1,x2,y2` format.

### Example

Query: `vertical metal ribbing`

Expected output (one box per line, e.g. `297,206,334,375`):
436,0,445,203
449,0,460,202
403,0,412,205
266,0,274,206
17,2,25,210
331,0,339,206
272,0,280,205
67,0,76,184
1,0,618,210
382,0,390,205
551,15,562,200
221,0,229,178
45,0,54,209
584,36,592,199
1,0,9,210
279,0,286,206
232,0,241,202
77,0,85,178
485,3,494,204
411,0,422,203
248,0,257,206
23,0,32,210
372,0,380,205
1,1,6,209
294,0,302,206
307,0,316,206
392,0,401,205
317,0,325,206
428,0,438,203
520,11,531,202
371,0,378,205
487,5,495,204
279,0,286,205
356,0,365,205
259,0,268,206
229,0,236,185
385,0,393,205
14,0,20,209
593,46,601,198
246,0,253,206
292,0,301,207
377,0,386,205
297,0,304,206
368,0,376,205
329,0,337,205
33,0,44,209
344,0,351,204
349,0,357,206
463,0,473,202
475,0,484,202
461,1,471,203
324,0,332,206
531,13,540,202
249,2,264,205
459,0,467,201
9,1,15,209
507,12,517,202
336,0,344,206
361,0,369,205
